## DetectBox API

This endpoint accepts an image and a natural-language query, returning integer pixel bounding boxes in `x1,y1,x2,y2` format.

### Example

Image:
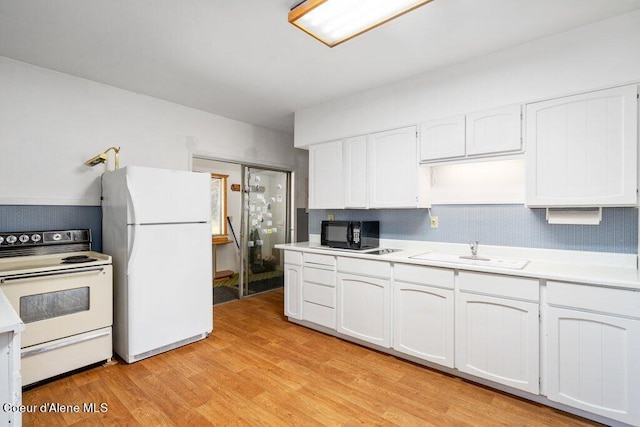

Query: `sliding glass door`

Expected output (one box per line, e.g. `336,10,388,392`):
240,166,291,298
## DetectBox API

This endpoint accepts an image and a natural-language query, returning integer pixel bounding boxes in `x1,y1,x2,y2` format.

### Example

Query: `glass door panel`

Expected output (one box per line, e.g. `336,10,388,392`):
241,167,290,297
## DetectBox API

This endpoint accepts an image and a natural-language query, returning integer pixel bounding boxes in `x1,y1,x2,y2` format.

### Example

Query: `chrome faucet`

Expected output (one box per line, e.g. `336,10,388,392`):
469,240,479,257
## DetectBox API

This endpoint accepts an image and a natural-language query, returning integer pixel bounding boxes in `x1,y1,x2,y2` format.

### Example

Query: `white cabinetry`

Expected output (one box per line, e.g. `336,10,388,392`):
419,104,522,162
419,115,466,161
1,293,23,427
344,135,368,208
466,104,522,156
456,272,539,394
284,251,303,320
309,141,344,209
545,281,640,426
368,126,429,208
302,253,336,329
525,85,638,207
337,258,391,347
393,264,454,368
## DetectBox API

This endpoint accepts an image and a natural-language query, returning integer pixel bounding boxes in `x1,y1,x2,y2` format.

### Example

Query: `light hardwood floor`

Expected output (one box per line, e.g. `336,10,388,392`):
22,289,600,426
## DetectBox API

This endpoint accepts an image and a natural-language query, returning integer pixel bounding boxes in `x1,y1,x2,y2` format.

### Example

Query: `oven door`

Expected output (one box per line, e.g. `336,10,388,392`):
0,265,113,348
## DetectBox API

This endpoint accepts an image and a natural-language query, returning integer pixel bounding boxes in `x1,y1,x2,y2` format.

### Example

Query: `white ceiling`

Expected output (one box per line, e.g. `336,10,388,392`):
2,0,640,135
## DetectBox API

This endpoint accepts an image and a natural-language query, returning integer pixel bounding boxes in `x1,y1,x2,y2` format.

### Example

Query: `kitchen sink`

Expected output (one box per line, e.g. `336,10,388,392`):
410,252,529,270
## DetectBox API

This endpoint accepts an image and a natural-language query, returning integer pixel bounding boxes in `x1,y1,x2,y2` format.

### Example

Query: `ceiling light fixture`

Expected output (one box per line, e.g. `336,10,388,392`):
84,146,121,170
288,0,434,48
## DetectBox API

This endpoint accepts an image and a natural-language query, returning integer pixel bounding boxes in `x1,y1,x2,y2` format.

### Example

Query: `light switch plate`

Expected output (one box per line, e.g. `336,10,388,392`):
430,216,439,228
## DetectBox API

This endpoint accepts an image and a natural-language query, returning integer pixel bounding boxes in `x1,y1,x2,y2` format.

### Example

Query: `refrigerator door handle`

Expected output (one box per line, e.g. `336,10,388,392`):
126,175,139,275
125,175,138,225
127,224,139,276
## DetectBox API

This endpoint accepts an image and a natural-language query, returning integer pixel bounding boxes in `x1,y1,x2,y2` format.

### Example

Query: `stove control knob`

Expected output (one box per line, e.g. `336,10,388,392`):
31,234,42,243
19,234,30,243
6,235,17,244
0,236,4,244
52,233,62,241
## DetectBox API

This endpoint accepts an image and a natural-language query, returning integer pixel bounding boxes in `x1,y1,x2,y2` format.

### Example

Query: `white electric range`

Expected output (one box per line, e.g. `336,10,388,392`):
0,229,113,386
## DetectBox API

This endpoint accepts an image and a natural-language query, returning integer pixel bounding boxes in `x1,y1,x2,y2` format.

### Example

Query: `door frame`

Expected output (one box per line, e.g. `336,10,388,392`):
240,165,293,298
191,153,296,299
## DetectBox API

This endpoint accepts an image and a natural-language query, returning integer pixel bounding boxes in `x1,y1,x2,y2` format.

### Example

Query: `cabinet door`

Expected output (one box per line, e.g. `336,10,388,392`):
456,292,539,394
309,141,344,209
419,115,465,161
284,263,302,320
525,85,638,207
466,104,522,156
0,333,10,426
337,273,391,347
368,126,419,208
393,283,454,368
344,135,368,208
546,307,640,425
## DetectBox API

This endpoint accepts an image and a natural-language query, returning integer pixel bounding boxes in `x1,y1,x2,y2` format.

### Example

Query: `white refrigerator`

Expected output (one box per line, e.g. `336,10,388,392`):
102,166,213,363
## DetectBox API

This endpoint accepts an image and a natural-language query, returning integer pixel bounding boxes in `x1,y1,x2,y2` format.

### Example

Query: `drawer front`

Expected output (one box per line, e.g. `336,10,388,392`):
303,282,335,308
394,263,454,289
547,281,640,318
337,257,391,279
304,253,336,267
284,250,303,266
303,266,335,287
303,301,336,329
458,271,539,301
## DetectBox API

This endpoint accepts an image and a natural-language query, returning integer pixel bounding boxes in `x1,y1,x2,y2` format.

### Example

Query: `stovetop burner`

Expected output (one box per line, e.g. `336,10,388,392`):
61,255,98,264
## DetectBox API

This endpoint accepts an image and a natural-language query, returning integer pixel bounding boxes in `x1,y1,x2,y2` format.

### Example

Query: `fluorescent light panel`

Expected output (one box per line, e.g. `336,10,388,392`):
289,0,433,47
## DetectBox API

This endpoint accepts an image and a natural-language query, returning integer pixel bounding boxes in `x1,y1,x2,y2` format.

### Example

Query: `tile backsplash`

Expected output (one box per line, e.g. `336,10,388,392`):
310,205,638,254
0,205,102,252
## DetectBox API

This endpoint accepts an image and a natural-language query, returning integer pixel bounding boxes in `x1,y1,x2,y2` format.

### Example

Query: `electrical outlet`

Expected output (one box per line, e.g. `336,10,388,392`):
328,213,335,221
430,216,439,228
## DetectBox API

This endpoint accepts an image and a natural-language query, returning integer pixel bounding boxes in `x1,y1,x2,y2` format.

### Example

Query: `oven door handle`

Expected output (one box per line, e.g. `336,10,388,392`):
0,267,105,283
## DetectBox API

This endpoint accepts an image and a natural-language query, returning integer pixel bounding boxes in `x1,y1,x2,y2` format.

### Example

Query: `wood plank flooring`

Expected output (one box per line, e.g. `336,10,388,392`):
22,289,600,426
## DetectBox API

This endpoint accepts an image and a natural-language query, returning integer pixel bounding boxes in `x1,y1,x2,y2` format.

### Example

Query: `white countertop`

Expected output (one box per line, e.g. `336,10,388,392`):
276,240,640,290
0,290,24,335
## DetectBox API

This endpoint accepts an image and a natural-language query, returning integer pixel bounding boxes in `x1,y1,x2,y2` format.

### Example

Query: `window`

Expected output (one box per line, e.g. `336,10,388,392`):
211,173,228,243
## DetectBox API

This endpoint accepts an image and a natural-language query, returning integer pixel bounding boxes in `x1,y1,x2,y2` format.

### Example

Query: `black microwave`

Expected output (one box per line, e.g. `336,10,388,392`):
320,221,379,250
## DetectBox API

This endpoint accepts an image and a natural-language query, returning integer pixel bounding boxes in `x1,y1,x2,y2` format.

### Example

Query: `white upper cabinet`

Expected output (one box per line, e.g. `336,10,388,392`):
308,140,344,209
525,85,638,207
419,115,466,161
466,104,522,156
420,105,523,163
343,135,368,208
369,126,429,208
308,128,429,209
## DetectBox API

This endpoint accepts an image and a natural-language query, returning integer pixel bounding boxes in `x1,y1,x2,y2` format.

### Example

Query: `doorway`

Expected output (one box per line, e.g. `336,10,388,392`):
192,157,292,304
241,166,291,297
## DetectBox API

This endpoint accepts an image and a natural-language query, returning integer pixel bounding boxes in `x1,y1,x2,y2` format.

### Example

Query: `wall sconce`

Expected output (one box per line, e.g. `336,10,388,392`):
84,146,121,170
288,0,434,47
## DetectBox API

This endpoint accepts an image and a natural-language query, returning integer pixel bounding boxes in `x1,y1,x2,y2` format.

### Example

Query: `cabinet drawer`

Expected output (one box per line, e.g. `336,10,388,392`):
458,271,538,301
547,281,640,318
303,266,335,287
393,263,454,289
337,257,391,279
303,301,336,329
303,282,335,308
304,253,336,267
284,251,303,266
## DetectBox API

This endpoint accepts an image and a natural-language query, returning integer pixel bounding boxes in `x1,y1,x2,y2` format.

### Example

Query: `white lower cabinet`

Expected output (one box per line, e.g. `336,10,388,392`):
302,253,337,329
281,249,640,426
455,272,540,394
545,281,640,425
393,264,454,368
337,258,391,347
284,251,303,320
